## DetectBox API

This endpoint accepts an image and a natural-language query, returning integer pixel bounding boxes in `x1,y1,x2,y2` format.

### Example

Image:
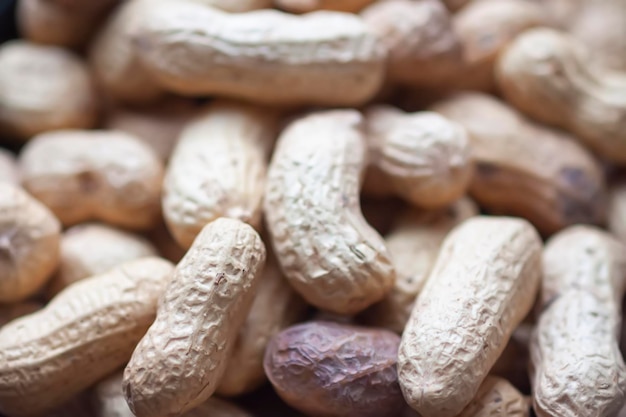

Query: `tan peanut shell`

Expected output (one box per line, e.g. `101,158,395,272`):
0,40,98,140
0,302,42,328
0,257,174,417
496,28,626,164
89,0,163,104
275,0,375,13
163,101,277,249
608,182,626,245
46,223,157,298
217,251,307,396
0,149,19,185
360,198,479,333
0,183,61,303
20,130,164,230
123,218,266,417
398,216,542,417
532,226,626,417
364,105,473,209
264,110,396,315
94,371,253,417
134,1,387,106
432,92,606,236
456,376,529,417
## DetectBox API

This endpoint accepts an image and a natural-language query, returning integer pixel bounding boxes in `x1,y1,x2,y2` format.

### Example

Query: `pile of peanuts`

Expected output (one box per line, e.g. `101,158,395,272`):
1,0,626,416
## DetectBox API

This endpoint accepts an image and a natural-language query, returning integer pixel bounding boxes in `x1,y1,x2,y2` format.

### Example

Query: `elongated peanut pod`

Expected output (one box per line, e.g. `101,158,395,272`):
0,257,174,417
398,216,542,417
133,1,386,106
0,183,61,303
457,376,529,417
123,218,266,417
163,101,277,249
265,110,395,315
364,105,473,209
0,150,19,185
532,226,626,417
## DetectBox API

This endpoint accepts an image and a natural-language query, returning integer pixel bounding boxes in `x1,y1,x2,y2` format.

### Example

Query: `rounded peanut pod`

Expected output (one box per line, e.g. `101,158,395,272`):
275,0,375,13
0,302,42,328
432,92,606,236
532,226,626,417
0,257,174,417
264,321,404,417
133,1,387,106
364,105,473,209
264,110,396,315
123,218,266,417
0,183,61,303
163,101,277,249
0,149,19,185
457,376,529,417
496,28,626,164
0,40,98,140
398,216,542,417
20,130,164,230
46,223,157,298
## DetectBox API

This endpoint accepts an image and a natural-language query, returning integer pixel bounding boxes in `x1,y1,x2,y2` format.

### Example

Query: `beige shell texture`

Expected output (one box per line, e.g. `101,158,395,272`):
134,1,387,106
398,216,542,417
123,218,266,417
456,376,529,417
20,129,164,230
432,92,606,236
46,223,157,298
163,101,277,249
264,109,396,315
0,183,61,303
0,149,19,185
496,28,626,164
0,257,174,417
0,40,98,140
276,0,375,13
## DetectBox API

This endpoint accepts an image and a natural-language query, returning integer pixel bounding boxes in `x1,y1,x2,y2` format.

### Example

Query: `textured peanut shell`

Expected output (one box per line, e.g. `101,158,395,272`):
0,257,174,417
0,302,42,328
275,0,375,13
432,92,606,236
217,252,307,396
264,110,396,315
163,101,277,249
46,223,157,298
123,218,266,417
457,376,529,417
94,372,253,417
398,216,542,417
89,0,163,104
0,149,19,185
134,1,386,106
0,183,61,303
532,226,626,417
20,130,164,230
360,198,478,333
496,28,626,163
264,321,404,417
364,105,473,209
608,182,626,245
0,40,98,140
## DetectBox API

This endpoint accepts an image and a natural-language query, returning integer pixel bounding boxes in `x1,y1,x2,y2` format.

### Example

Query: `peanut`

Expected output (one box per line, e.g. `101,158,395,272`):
363,105,473,209
275,0,376,13
0,149,19,185
0,257,174,417
0,183,61,303
432,92,606,235
264,110,395,315
457,376,529,417
264,321,404,417
398,216,542,417
0,302,42,328
532,226,626,417
46,223,157,298
163,101,277,249
19,130,164,230
133,1,386,106
496,28,626,163
123,218,266,417
0,40,98,140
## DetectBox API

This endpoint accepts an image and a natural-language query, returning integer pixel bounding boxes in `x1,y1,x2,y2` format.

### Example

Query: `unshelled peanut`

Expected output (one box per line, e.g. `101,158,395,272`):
457,376,529,417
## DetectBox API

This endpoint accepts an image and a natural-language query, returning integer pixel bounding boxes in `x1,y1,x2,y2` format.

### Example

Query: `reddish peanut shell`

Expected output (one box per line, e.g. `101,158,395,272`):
123,218,266,417
0,257,174,417
275,0,375,13
264,321,404,417
20,130,164,230
0,40,98,140
0,183,61,303
264,110,396,315
457,376,529,417
398,216,542,417
0,149,19,185
163,101,277,249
